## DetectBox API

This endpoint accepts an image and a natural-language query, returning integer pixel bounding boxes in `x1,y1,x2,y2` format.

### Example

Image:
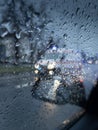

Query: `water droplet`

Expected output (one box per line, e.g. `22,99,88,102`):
63,33,67,40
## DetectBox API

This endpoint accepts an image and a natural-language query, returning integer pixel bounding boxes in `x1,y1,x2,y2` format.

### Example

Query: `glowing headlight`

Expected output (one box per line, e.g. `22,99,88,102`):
34,70,39,74
47,62,56,70
34,64,40,69
49,70,54,75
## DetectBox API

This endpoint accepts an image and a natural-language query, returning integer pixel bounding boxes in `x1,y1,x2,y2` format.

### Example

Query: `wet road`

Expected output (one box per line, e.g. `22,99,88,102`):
0,63,97,130
0,73,82,130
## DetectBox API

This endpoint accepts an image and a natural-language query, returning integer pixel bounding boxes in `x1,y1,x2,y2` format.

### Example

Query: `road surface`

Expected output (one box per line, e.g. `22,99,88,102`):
0,73,82,130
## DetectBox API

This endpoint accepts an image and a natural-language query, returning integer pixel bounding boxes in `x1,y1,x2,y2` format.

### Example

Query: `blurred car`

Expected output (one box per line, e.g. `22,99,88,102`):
32,46,86,105
33,45,83,85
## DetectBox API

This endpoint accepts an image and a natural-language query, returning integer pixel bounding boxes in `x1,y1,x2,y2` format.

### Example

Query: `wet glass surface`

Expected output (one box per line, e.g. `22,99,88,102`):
0,0,98,130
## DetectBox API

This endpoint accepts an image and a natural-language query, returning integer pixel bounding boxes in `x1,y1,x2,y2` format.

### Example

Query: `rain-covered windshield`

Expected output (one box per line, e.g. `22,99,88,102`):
0,0,98,130
44,51,62,60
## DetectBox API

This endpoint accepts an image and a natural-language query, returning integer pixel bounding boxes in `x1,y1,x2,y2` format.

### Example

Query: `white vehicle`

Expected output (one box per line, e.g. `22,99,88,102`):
32,47,85,105
35,48,82,78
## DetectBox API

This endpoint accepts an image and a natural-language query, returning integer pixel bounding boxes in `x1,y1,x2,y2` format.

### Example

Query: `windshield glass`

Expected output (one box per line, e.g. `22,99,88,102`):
0,0,98,130
44,52,62,60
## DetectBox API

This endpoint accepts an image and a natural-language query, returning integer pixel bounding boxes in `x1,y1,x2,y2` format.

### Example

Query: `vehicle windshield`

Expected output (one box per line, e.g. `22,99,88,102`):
43,51,62,60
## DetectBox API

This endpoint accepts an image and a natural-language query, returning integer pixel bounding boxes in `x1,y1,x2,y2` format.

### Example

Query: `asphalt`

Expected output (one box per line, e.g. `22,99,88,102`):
0,73,83,130
0,63,98,130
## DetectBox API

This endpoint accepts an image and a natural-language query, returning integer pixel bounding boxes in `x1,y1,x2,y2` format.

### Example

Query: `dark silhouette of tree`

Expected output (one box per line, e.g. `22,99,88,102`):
81,50,87,63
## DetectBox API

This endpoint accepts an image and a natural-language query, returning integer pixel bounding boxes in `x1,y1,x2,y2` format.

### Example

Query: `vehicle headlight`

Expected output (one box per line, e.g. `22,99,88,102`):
49,70,54,75
47,62,56,70
34,70,39,74
34,64,40,69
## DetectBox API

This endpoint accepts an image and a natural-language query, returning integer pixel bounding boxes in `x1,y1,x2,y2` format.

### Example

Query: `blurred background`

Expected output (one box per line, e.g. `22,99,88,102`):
0,0,98,64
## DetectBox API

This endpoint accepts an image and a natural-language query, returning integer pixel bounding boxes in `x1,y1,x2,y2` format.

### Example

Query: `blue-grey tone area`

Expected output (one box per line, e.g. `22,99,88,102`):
0,0,98,63
0,0,98,130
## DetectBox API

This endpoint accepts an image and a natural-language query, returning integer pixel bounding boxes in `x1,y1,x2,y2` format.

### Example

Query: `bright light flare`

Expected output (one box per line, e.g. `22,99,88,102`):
34,70,39,74
34,64,40,69
49,70,54,75
47,62,56,70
